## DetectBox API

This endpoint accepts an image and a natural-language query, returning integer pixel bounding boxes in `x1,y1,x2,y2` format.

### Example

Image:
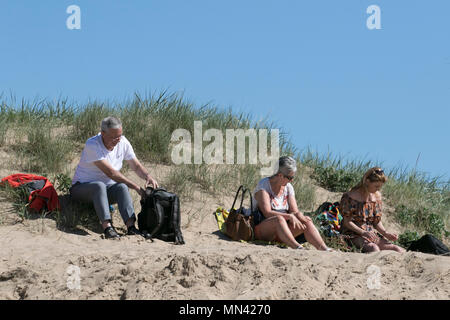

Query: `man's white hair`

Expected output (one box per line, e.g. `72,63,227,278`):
101,116,122,132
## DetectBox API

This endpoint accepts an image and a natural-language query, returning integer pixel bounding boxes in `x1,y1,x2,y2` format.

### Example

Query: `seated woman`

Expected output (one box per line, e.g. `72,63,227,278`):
340,167,405,253
252,156,333,251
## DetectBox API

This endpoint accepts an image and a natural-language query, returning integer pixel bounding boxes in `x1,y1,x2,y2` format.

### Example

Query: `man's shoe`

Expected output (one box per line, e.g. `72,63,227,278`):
104,226,120,239
127,225,142,236
141,230,154,242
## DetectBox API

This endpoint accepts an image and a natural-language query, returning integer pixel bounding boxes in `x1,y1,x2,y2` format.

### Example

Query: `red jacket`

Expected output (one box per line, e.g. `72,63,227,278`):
1,173,60,212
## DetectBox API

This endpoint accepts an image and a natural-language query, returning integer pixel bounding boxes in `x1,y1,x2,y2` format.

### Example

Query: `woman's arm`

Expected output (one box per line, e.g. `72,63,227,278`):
287,193,299,214
343,217,380,242
374,221,387,236
256,191,305,231
287,194,311,223
375,221,398,241
342,217,365,236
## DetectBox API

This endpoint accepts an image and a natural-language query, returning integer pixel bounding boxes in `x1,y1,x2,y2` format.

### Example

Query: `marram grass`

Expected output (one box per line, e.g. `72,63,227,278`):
0,91,448,245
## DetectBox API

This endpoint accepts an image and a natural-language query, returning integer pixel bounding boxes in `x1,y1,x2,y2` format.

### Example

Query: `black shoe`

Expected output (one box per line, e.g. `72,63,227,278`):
127,225,142,236
104,226,120,239
141,230,154,242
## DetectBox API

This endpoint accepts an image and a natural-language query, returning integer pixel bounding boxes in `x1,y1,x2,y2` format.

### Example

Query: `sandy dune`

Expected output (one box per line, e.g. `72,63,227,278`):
0,159,449,300
0,196,449,300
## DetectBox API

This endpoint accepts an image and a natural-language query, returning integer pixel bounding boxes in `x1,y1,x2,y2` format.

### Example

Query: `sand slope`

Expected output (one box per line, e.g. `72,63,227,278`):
0,160,449,300
0,204,449,300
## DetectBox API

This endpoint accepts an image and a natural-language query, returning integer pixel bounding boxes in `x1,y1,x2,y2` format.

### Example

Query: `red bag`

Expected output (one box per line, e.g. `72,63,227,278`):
1,173,60,212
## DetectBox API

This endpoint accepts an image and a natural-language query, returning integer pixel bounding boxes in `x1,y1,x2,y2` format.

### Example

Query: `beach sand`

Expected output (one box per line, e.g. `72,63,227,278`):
0,162,449,300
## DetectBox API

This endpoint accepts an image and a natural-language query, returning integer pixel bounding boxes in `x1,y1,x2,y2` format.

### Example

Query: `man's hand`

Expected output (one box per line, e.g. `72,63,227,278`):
126,158,159,189
137,187,146,198
145,175,159,189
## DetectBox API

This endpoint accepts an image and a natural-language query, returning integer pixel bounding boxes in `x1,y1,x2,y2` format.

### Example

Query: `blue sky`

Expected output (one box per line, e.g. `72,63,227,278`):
1,1,449,179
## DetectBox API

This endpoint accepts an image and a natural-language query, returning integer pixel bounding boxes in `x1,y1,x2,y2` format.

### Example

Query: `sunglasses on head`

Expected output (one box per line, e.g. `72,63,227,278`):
374,169,384,175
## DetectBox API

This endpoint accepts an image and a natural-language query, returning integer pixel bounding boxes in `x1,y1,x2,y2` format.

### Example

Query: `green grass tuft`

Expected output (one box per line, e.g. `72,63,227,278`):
0,90,448,244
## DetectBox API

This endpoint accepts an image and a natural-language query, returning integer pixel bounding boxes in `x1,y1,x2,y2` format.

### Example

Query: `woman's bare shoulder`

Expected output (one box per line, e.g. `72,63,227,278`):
254,189,269,198
345,190,363,202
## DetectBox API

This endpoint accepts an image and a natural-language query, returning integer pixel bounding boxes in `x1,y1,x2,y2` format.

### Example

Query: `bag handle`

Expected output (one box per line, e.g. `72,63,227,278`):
146,186,167,193
246,188,253,214
231,185,245,211
231,185,253,215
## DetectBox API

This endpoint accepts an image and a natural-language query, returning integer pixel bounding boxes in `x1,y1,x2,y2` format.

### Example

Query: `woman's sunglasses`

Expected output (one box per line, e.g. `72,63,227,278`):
283,174,295,181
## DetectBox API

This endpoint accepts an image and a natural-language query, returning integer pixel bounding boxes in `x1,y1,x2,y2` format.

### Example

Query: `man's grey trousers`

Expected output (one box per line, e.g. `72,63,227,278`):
70,181,135,224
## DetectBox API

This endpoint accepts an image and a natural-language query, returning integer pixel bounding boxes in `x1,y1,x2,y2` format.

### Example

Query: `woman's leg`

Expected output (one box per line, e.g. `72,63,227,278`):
351,236,380,253
254,216,302,249
291,213,329,250
377,238,406,253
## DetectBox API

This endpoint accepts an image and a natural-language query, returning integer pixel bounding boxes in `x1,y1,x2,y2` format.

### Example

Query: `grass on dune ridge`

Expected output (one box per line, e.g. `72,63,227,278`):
0,91,448,248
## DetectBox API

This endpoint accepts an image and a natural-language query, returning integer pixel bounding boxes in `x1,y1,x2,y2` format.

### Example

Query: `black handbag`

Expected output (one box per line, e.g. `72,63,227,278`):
407,234,449,256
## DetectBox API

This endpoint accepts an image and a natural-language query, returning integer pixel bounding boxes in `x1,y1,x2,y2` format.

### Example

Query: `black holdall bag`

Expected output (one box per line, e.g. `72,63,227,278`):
137,186,185,245
407,234,449,256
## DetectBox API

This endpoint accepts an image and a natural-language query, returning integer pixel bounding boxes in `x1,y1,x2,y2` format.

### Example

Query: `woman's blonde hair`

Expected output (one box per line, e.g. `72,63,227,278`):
350,167,387,192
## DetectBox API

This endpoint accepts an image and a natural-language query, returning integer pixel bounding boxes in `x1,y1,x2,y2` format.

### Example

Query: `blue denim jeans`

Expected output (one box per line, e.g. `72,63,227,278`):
70,181,135,224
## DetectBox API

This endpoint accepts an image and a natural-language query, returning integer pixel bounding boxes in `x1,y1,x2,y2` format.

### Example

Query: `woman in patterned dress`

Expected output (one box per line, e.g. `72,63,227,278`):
340,167,405,253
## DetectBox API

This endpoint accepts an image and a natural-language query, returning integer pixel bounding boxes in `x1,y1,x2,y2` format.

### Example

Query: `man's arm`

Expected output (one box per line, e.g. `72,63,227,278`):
93,159,142,194
126,158,159,188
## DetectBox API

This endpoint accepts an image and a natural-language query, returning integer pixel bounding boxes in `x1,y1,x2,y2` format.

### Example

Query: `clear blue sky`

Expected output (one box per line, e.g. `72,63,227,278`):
1,1,449,179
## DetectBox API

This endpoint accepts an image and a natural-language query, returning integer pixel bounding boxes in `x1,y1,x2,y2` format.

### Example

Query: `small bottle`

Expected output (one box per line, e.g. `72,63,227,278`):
109,204,115,213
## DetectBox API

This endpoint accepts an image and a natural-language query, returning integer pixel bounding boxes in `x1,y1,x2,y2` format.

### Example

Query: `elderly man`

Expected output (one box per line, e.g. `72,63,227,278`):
70,116,158,239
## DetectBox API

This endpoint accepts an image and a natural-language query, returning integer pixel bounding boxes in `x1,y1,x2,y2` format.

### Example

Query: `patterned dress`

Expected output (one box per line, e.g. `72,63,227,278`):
339,192,383,238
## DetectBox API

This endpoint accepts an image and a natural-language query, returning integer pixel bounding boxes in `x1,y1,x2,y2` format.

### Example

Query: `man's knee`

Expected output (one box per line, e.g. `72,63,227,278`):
114,183,129,193
71,181,107,200
115,183,133,201
89,181,108,197
90,181,106,189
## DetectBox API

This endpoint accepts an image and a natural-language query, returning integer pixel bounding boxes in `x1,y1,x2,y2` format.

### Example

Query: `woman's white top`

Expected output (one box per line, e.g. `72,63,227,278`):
252,177,295,212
